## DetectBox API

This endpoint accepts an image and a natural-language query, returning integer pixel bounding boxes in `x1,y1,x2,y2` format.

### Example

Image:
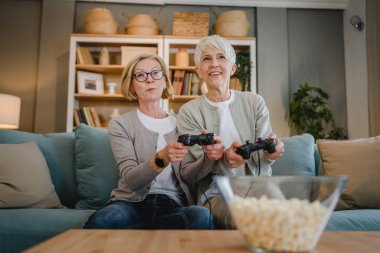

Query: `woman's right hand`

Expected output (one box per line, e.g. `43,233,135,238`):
226,141,246,168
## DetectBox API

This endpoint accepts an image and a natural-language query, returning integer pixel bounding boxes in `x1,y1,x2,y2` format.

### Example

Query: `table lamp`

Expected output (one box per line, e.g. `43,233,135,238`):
0,93,21,129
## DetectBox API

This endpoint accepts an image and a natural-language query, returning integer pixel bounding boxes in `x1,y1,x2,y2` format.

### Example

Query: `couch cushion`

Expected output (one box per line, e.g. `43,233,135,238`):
75,124,119,209
272,134,316,176
0,208,95,253
317,136,380,210
326,210,380,231
0,130,77,208
0,142,62,208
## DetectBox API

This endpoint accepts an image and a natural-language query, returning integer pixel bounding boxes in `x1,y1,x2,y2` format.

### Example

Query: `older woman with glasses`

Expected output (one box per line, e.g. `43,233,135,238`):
84,53,215,229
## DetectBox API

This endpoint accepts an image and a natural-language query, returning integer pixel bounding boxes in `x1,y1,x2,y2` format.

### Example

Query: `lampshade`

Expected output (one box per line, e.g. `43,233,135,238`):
0,93,21,129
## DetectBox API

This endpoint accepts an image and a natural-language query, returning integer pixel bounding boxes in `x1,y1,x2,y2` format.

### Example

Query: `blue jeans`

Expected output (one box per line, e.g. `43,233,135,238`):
84,194,215,229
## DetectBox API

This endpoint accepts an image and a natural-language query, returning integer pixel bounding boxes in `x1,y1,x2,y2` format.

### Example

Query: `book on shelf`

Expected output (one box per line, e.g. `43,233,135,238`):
83,107,95,127
89,107,102,128
76,47,95,65
172,70,196,96
74,107,102,127
230,77,242,91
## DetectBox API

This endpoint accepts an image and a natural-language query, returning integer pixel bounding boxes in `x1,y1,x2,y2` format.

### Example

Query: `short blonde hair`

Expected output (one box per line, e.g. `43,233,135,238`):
194,35,236,66
120,53,174,100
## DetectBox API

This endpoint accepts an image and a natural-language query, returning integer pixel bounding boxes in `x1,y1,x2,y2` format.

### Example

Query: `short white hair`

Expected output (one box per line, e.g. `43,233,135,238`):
194,35,236,66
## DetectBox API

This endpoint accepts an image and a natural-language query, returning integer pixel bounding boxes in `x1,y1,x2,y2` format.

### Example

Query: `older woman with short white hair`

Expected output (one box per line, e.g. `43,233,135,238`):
177,35,285,228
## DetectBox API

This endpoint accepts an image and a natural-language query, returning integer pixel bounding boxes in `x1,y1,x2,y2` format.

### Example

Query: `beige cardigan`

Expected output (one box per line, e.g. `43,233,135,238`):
177,91,274,186
108,109,204,205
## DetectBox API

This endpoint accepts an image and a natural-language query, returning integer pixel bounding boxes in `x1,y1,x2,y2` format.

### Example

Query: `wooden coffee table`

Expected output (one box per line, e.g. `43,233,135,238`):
24,229,380,253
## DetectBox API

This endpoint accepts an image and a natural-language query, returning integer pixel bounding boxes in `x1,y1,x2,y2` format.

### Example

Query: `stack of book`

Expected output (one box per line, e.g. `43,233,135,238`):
229,77,242,91
171,70,195,96
74,107,102,127
76,47,95,65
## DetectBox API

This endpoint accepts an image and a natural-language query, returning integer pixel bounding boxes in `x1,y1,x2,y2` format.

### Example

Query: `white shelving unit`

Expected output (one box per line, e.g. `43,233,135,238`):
66,34,256,131
67,34,164,131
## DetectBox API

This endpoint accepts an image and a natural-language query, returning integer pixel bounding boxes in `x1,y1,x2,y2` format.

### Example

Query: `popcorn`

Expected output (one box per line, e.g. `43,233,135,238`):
229,196,329,252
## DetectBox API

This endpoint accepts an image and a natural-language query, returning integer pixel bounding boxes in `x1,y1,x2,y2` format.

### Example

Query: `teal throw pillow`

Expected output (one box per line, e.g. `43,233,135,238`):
271,134,316,176
75,124,119,209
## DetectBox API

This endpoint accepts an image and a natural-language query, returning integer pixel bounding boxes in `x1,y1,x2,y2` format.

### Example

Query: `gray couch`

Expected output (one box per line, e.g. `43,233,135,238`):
1,124,379,253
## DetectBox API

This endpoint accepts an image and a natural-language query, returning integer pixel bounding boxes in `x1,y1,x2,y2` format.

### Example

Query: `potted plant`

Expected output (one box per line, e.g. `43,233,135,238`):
235,52,251,91
289,83,346,140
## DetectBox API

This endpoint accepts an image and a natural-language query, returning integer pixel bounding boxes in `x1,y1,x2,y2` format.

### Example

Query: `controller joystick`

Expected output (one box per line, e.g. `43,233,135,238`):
177,133,216,146
235,138,276,159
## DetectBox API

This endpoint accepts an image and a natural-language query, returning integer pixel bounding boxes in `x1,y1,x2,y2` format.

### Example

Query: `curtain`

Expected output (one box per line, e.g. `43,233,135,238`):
367,0,380,136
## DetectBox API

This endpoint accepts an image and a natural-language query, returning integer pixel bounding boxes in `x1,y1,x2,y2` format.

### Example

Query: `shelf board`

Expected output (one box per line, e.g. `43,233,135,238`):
75,93,132,101
76,64,124,74
172,95,199,102
72,33,164,39
169,66,196,71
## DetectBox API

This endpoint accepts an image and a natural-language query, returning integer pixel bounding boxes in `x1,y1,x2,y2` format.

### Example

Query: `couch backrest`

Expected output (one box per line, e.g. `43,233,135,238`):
0,130,78,208
272,133,318,176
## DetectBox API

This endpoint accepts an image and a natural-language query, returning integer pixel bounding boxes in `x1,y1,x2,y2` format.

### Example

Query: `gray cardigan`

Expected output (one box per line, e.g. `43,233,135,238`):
177,91,273,186
108,109,204,205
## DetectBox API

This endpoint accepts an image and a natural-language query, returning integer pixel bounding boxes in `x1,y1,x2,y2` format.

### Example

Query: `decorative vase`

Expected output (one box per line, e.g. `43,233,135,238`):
191,74,200,95
107,82,117,95
99,47,110,65
200,81,208,95
175,48,189,67
110,108,120,119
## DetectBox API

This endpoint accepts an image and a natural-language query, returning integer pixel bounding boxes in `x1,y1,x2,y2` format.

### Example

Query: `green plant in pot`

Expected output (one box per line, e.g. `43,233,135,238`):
236,52,251,91
289,83,346,140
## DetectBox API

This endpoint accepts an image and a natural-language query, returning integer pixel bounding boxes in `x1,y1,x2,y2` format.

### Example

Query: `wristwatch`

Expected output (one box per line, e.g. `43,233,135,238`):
154,153,168,168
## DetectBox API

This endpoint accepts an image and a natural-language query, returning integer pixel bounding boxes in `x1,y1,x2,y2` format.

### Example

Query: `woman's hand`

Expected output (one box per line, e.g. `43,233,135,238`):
226,141,246,168
264,133,284,160
162,140,189,163
201,130,225,161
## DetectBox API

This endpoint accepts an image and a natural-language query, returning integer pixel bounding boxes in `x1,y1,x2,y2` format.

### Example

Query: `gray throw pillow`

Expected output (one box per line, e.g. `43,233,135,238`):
0,142,62,208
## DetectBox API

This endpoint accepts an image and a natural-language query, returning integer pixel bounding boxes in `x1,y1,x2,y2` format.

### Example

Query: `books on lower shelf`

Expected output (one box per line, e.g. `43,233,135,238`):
171,70,196,96
74,107,102,128
76,47,95,65
170,70,242,96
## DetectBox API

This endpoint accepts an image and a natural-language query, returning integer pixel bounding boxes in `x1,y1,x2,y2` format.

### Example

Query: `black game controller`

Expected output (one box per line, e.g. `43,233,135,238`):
235,138,276,159
177,133,216,146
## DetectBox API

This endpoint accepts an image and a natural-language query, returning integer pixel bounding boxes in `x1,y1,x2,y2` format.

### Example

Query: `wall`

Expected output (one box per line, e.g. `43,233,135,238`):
0,0,41,132
257,8,346,137
288,9,347,133
34,0,75,133
0,1,368,137
343,0,369,138
257,8,290,136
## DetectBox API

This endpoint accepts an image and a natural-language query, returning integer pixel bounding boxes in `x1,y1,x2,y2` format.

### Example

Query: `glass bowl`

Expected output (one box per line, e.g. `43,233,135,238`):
214,176,347,252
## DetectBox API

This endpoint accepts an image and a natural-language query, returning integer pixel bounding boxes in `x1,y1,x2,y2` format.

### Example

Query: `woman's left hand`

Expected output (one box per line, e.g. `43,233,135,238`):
164,141,189,162
263,133,284,161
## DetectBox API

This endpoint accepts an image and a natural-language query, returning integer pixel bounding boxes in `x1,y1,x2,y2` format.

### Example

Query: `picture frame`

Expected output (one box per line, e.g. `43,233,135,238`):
77,71,104,95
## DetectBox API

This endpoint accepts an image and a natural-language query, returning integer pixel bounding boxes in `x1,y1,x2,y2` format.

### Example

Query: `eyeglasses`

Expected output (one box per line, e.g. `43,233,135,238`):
133,70,164,82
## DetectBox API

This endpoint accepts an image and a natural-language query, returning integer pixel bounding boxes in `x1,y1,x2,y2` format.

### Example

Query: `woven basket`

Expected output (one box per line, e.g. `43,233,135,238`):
124,25,160,35
84,8,118,34
214,10,249,37
214,19,249,37
172,12,209,36
217,10,247,22
127,14,159,29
